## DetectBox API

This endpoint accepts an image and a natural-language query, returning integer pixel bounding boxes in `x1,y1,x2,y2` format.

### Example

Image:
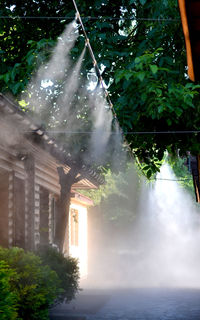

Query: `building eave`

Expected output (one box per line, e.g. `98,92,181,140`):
0,93,104,188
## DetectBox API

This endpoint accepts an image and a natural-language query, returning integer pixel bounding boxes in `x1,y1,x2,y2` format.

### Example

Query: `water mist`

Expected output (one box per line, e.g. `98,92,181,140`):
88,88,113,164
86,163,200,290
136,164,200,288
17,18,124,170
56,46,86,122
22,20,79,116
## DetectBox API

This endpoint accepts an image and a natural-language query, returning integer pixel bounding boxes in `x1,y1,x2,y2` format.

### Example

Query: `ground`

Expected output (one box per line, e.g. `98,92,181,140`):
50,287,200,320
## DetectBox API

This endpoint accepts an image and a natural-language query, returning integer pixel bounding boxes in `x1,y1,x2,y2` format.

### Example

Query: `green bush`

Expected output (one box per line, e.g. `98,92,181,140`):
0,247,62,320
0,261,18,320
36,245,80,303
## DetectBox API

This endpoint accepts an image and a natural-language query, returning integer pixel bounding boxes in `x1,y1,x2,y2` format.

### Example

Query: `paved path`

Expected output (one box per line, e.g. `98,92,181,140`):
50,288,200,320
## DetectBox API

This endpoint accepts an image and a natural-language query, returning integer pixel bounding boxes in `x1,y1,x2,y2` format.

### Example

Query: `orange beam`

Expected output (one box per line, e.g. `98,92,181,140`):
178,0,195,81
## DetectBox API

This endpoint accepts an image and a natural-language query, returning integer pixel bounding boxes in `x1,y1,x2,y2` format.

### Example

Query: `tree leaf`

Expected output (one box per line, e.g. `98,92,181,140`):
150,64,158,74
10,82,21,95
136,71,145,82
146,169,152,179
4,73,10,84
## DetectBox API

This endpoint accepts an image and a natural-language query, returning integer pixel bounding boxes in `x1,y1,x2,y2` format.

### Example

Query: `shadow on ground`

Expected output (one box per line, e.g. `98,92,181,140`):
50,289,110,320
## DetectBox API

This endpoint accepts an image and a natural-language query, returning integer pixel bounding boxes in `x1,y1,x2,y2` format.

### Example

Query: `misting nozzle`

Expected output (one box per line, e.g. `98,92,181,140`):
85,38,90,46
75,12,80,21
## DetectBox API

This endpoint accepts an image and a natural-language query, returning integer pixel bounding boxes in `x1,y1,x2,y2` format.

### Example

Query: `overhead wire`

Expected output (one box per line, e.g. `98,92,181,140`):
0,16,180,22
152,178,192,181
26,130,200,134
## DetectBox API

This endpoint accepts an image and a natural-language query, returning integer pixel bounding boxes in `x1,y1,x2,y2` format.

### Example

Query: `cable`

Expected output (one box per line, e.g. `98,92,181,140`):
152,178,192,181
123,130,200,134
0,15,180,22
72,0,117,120
23,130,200,134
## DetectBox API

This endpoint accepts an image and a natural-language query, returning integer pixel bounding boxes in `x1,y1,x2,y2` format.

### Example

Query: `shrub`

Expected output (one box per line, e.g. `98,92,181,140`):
36,245,80,303
0,261,18,320
0,247,62,320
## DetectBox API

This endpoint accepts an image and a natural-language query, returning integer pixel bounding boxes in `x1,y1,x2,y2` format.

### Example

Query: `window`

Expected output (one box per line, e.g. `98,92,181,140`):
70,208,79,246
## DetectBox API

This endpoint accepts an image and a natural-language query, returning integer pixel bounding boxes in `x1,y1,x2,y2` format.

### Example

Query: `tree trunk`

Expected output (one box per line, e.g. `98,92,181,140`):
55,166,81,253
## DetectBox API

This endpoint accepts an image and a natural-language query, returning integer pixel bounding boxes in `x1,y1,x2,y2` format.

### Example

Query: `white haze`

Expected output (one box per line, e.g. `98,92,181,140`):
86,164,200,289
0,115,24,149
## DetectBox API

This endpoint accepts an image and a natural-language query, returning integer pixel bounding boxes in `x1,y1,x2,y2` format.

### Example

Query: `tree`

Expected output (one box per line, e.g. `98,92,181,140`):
81,162,141,225
1,0,200,176
167,155,195,198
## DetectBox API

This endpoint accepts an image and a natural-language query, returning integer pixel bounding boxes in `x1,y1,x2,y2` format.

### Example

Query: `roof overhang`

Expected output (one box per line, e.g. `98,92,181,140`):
71,191,94,206
0,93,104,189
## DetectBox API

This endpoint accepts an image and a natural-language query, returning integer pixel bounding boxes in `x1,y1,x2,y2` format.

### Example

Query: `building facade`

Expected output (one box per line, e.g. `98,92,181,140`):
0,94,103,277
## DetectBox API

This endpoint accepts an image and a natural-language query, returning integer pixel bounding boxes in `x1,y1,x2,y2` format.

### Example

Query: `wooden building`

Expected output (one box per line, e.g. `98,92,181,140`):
0,93,103,277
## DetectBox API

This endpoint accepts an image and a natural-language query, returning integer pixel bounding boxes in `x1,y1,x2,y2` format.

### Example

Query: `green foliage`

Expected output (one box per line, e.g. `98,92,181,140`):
0,36,56,95
115,50,198,125
134,145,165,178
0,261,18,320
79,169,121,205
81,162,141,225
113,49,200,176
0,246,80,318
36,245,80,303
168,155,195,197
0,247,61,320
1,0,200,174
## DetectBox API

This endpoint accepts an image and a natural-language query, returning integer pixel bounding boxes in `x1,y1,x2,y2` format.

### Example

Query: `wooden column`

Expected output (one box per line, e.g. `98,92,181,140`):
24,155,35,251
13,176,25,248
0,172,9,247
39,187,49,246
8,172,14,248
